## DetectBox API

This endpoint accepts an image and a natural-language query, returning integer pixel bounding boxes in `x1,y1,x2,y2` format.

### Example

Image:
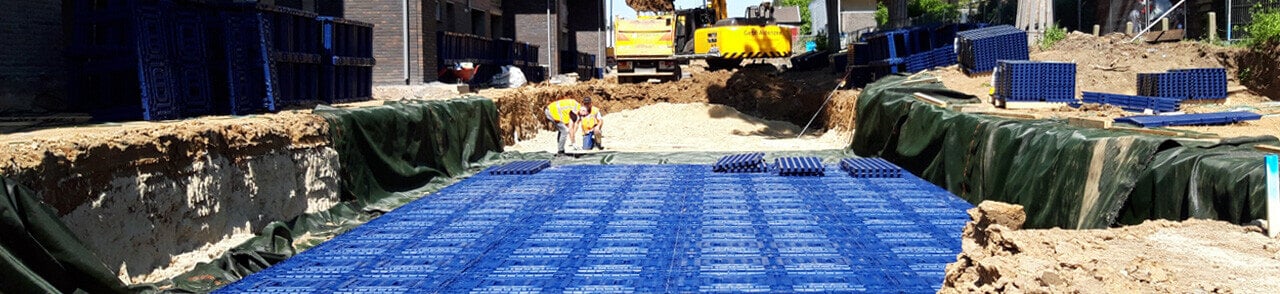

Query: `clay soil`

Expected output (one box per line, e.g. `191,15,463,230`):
929,32,1280,138
945,202,1280,293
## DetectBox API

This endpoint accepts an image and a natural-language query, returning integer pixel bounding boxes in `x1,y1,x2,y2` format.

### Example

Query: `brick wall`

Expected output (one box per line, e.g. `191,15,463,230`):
346,0,434,84
505,0,565,71
0,0,66,113
567,0,605,68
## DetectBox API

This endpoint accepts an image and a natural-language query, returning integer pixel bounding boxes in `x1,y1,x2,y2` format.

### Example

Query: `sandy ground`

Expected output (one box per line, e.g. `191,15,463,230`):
929,32,1280,138
944,201,1280,293
506,102,852,153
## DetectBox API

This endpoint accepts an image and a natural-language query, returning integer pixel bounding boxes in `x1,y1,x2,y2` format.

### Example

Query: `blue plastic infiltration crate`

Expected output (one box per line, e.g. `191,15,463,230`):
994,60,1076,103
319,16,375,103
218,164,973,293
487,161,552,175
775,157,825,176
1137,68,1227,100
957,25,1029,75
713,153,767,173
841,158,903,178
219,3,324,114
1114,111,1262,127
1081,92,1181,113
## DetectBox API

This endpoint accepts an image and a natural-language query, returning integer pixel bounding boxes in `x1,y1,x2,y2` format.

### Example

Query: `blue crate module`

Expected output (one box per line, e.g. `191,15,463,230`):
219,164,973,293
1040,62,1077,102
218,4,325,114
775,157,825,176
1171,68,1228,100
957,25,1029,75
319,16,375,103
1114,111,1262,127
1080,92,1181,113
67,0,221,121
840,158,903,178
994,60,1042,102
713,153,766,173
488,161,553,175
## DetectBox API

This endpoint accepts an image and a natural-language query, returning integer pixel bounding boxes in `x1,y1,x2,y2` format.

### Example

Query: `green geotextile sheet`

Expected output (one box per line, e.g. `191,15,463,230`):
1,176,135,293
852,75,1279,229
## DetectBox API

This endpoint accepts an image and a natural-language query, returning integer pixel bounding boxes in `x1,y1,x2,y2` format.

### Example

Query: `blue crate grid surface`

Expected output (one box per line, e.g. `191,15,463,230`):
956,25,1029,75
1080,92,1181,113
993,61,1077,103
1115,111,1263,127
487,161,553,175
218,164,974,293
840,158,903,178
713,153,767,173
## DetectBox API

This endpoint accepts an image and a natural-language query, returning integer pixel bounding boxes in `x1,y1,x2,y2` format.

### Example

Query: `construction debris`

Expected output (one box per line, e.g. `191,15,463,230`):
624,0,674,12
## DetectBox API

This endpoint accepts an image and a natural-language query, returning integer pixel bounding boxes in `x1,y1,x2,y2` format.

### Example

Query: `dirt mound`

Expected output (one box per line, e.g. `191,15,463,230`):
943,201,1280,293
1032,33,1244,96
624,0,674,12
1230,43,1280,100
506,102,852,152
488,68,857,145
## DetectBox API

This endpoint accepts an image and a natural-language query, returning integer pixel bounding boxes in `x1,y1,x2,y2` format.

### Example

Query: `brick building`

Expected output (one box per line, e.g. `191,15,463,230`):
503,0,606,75
342,0,504,85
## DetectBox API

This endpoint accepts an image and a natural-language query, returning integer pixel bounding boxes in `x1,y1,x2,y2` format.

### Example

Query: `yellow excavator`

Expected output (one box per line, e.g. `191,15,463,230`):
679,0,797,70
612,0,797,82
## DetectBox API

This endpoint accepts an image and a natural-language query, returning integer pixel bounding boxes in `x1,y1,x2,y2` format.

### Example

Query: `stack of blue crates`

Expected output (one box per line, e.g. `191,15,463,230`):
66,0,376,121
1080,92,1181,113
994,61,1077,103
846,23,979,88
957,25,1029,75
320,17,375,103
68,0,218,121
1138,68,1228,100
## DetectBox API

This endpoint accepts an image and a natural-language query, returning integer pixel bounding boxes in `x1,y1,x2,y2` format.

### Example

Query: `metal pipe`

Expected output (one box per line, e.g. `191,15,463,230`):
1129,0,1187,42
1227,0,1233,40
402,0,410,85
547,0,553,74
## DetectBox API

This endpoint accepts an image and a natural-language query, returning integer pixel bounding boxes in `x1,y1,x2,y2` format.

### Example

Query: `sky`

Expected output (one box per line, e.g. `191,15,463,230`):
606,0,752,20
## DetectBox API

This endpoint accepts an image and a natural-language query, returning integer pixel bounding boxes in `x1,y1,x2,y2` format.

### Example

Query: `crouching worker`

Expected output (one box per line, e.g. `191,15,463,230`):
578,98,604,150
545,97,583,155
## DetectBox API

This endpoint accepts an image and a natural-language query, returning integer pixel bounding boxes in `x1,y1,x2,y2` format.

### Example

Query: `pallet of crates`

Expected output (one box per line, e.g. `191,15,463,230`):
216,3,325,114
319,16,375,103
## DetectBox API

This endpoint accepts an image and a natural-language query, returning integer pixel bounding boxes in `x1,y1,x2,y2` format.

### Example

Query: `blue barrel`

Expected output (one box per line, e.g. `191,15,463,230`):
582,131,595,150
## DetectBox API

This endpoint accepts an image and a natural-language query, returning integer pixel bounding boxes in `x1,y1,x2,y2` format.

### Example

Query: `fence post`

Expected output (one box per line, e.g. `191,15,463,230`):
1208,12,1218,42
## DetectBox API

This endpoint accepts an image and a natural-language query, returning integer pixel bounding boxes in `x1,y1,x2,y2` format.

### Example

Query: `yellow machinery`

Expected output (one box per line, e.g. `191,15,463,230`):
613,15,683,83
681,0,795,70
612,1,796,81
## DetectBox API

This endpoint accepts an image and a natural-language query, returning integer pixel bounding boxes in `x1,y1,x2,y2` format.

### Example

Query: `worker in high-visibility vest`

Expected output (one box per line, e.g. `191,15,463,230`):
544,97,584,155
578,98,604,150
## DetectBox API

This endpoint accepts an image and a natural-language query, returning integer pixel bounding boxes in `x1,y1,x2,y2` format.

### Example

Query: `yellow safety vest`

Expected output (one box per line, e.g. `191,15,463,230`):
546,99,581,124
580,106,601,132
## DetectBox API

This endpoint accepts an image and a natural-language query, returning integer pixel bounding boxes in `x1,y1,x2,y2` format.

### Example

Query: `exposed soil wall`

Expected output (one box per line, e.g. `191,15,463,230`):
487,68,858,146
0,112,339,284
